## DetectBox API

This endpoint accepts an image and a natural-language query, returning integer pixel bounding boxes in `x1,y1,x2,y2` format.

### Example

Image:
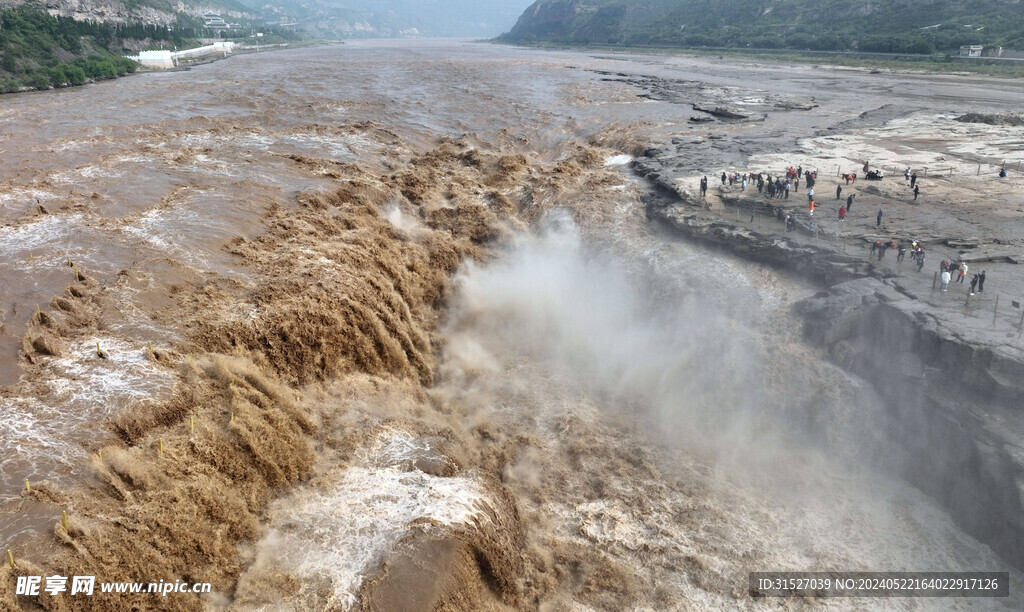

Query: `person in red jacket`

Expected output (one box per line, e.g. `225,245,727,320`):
838,205,846,221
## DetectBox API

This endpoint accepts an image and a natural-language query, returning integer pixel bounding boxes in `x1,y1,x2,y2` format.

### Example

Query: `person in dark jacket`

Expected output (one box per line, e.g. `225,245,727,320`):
978,270,986,293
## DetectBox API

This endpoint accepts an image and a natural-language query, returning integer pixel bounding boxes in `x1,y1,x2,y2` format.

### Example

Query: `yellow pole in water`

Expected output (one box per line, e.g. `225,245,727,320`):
230,412,234,424
24,478,30,493
62,511,68,532
36,305,41,320
7,550,14,569
190,416,194,434
158,438,163,455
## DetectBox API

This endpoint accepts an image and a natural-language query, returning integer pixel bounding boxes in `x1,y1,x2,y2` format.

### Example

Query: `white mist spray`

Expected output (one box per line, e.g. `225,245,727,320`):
445,208,767,451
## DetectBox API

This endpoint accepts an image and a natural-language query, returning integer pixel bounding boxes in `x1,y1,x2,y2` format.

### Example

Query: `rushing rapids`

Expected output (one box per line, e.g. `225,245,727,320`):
0,40,1021,609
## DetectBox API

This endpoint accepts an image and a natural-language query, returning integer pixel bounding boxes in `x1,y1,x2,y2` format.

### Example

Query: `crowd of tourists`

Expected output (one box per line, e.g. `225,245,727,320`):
700,162,995,298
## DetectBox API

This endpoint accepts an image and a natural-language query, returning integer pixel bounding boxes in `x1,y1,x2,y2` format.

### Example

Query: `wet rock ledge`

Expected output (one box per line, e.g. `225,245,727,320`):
644,178,1024,572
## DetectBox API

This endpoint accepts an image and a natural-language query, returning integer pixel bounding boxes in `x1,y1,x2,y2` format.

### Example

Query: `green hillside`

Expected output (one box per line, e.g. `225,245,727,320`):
0,3,289,93
0,7,149,92
500,0,1024,53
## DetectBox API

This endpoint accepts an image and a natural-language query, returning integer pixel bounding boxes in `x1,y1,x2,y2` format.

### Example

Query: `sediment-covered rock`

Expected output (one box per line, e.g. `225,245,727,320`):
955,112,1024,126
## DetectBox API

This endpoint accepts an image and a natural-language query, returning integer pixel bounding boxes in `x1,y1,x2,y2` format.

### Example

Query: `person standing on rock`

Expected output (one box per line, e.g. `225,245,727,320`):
721,172,727,185
700,176,708,199
784,180,790,199
958,262,968,283
910,173,917,189
877,209,883,226
970,273,979,295
897,244,906,262
742,177,747,192
836,184,842,200
917,249,926,271
839,205,846,222
913,185,920,200
794,176,800,192
809,200,815,216
941,269,951,291
978,270,986,293
846,193,855,212
807,187,814,202
905,167,911,182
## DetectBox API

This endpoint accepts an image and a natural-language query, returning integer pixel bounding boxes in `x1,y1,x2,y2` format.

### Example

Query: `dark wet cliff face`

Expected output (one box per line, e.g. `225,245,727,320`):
796,277,1024,570
649,194,1024,572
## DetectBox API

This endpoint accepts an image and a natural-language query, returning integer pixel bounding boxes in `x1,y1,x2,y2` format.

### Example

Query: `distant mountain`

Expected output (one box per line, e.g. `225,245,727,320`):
500,0,1024,53
266,0,536,38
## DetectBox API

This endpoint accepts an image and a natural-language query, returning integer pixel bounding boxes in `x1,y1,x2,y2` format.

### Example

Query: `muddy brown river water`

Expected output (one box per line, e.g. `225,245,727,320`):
0,40,1022,609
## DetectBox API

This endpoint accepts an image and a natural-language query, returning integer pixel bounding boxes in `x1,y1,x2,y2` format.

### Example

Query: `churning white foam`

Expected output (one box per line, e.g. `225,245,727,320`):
243,430,491,610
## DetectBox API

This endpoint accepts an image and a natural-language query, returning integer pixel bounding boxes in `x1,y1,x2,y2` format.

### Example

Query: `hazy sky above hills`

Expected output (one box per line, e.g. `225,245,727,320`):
269,0,538,37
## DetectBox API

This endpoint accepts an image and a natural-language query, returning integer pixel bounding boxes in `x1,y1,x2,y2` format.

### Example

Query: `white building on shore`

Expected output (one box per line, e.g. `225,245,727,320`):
126,42,236,69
